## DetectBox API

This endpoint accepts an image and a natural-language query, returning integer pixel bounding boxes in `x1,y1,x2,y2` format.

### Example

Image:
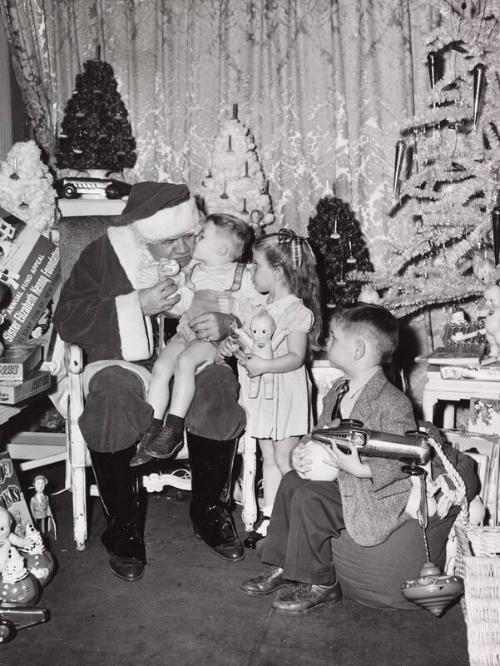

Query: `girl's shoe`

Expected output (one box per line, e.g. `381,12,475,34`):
243,516,270,549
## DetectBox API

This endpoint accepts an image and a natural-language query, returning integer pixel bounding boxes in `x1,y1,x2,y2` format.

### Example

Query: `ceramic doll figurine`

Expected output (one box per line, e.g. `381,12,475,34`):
0,545,39,605
0,506,28,572
20,523,55,588
483,284,500,358
30,475,56,538
233,309,285,399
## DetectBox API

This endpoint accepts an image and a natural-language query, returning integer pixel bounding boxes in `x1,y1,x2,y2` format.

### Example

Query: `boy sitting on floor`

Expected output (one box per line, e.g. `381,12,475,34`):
240,303,418,614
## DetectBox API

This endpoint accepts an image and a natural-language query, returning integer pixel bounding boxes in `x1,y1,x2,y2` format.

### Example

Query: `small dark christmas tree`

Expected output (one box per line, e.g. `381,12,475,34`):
56,56,137,172
307,193,374,309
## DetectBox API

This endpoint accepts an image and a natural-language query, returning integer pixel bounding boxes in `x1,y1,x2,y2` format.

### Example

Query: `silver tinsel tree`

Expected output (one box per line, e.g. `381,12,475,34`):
359,0,500,318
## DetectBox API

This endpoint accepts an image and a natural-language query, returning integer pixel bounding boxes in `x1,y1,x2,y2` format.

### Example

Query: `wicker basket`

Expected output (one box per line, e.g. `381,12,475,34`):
455,524,500,666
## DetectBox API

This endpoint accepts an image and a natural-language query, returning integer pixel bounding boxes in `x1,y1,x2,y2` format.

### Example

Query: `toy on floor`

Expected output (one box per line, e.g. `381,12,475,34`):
0,507,28,571
30,475,56,538
20,523,55,588
0,509,50,644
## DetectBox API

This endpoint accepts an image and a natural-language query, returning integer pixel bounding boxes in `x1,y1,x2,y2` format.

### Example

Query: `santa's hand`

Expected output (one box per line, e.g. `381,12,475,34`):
189,312,237,342
139,278,179,315
291,439,313,475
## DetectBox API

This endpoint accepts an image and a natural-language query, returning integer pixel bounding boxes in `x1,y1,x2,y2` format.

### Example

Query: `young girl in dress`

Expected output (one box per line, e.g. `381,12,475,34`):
221,229,322,547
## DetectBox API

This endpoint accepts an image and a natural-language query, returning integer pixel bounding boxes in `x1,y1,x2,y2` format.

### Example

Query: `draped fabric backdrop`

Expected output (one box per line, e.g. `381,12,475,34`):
0,0,437,269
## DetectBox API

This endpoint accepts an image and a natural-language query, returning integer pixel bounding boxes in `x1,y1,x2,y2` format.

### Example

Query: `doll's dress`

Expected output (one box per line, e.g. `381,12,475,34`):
239,294,313,441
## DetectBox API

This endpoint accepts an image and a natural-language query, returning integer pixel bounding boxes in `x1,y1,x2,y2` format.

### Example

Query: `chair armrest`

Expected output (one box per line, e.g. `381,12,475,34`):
65,342,88,467
68,344,84,374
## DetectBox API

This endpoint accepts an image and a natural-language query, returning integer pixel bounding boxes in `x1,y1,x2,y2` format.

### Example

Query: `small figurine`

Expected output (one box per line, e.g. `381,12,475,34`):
0,506,28,572
0,545,39,605
233,309,285,399
29,476,56,538
20,523,55,588
483,284,500,358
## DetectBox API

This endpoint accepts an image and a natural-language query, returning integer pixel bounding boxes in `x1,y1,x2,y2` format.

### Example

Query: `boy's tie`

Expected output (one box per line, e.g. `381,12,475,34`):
331,379,350,421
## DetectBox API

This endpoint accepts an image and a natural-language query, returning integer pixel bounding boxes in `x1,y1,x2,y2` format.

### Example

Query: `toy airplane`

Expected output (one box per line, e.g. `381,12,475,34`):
311,419,431,466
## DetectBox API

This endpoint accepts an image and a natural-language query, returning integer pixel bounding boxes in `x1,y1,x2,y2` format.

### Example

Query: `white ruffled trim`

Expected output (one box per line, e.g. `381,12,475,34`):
108,226,154,359
116,291,153,361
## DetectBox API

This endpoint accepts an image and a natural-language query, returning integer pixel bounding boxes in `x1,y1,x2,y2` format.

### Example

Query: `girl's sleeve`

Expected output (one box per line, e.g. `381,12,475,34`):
282,303,314,334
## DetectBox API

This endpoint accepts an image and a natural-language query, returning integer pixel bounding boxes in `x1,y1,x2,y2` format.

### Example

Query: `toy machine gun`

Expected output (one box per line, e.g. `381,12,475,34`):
311,419,431,467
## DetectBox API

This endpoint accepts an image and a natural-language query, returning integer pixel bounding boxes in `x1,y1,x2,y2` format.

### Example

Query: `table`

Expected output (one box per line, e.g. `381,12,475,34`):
422,366,500,429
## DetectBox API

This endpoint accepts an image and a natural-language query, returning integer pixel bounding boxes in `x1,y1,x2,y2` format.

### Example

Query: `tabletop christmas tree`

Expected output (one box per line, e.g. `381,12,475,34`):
356,0,500,318
200,104,274,235
0,141,56,233
307,188,374,309
56,50,137,174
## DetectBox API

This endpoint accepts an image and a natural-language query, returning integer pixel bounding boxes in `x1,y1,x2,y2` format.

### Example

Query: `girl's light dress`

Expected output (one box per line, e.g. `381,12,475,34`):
239,294,313,441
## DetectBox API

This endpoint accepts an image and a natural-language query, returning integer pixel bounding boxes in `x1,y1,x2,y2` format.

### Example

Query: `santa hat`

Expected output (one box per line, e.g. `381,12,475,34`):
117,182,200,242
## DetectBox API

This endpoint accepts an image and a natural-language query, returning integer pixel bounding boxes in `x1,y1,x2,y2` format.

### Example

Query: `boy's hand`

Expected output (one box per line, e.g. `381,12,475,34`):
321,441,373,479
291,439,313,475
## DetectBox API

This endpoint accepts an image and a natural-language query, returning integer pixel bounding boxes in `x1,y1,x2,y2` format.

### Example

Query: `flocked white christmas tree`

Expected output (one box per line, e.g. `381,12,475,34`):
200,105,275,234
0,141,56,234
359,0,500,318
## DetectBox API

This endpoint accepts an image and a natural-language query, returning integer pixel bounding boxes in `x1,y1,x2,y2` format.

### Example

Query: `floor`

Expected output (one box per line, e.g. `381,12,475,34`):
1,460,471,666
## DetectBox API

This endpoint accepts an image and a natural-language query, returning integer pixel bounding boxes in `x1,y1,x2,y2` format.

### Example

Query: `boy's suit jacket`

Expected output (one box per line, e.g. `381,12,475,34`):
317,368,417,546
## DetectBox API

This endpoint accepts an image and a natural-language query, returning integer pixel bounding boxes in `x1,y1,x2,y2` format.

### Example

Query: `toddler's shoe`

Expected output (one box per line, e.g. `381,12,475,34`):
143,424,184,459
240,566,292,596
129,432,156,467
271,581,342,614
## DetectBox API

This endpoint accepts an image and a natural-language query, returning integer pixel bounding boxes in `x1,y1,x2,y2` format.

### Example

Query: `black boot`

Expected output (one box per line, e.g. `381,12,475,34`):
89,447,146,582
186,433,244,562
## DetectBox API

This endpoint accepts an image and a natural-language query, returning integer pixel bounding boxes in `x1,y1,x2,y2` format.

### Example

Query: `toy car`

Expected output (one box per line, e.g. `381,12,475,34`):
0,603,49,644
57,177,131,200
311,419,431,466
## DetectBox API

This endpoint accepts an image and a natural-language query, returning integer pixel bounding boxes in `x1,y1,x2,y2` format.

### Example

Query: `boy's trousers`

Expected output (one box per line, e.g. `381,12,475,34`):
261,470,345,586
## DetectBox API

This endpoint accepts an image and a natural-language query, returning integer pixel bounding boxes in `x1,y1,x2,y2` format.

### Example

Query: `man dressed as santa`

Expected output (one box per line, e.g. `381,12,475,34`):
54,182,246,581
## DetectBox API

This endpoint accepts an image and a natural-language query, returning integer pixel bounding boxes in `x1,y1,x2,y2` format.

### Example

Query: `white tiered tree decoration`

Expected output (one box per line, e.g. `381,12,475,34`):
200,105,275,234
354,0,500,318
0,141,56,234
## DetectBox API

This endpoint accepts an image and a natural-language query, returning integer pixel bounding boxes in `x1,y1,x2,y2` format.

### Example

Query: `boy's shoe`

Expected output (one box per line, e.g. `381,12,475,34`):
143,425,184,459
271,582,342,614
240,566,292,596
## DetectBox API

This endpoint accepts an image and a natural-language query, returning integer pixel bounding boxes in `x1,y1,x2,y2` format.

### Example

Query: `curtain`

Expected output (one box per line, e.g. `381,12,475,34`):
0,0,436,269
